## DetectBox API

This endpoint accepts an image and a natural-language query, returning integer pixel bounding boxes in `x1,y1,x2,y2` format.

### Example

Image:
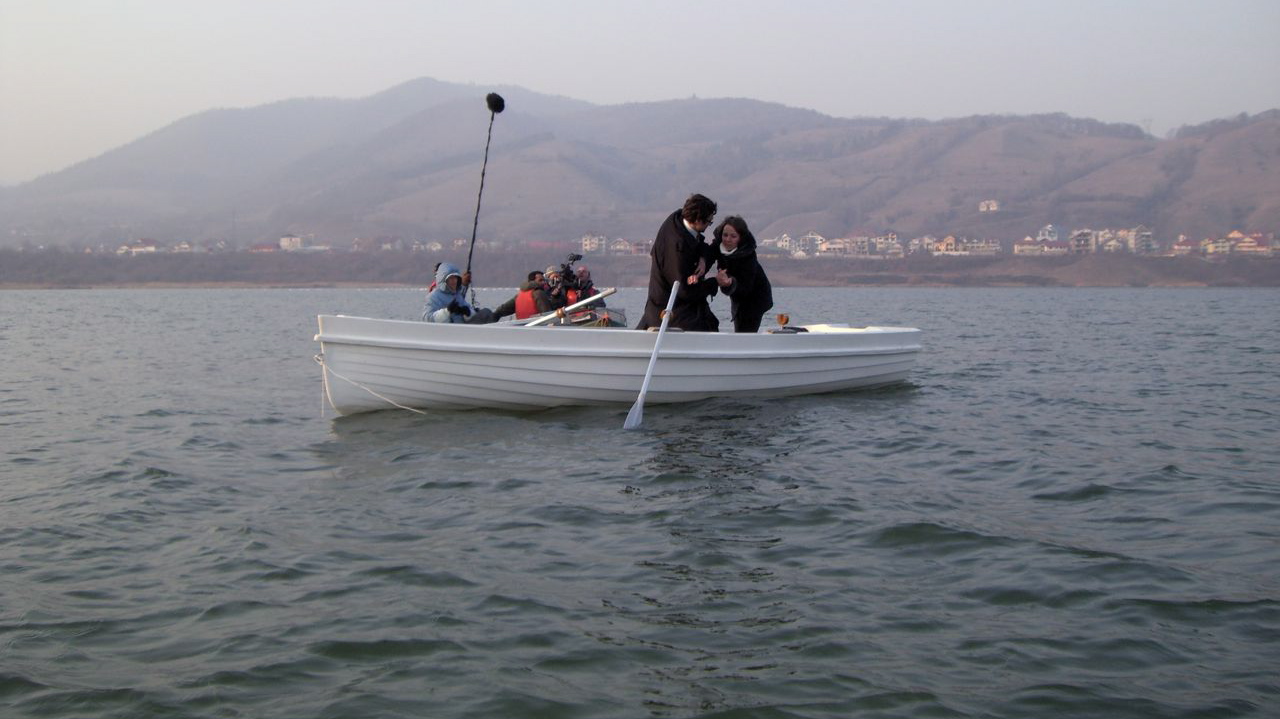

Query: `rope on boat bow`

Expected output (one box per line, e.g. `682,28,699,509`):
314,353,429,416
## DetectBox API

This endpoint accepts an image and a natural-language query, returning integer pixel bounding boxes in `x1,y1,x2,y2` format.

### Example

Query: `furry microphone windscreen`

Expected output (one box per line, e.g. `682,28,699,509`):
486,93,505,114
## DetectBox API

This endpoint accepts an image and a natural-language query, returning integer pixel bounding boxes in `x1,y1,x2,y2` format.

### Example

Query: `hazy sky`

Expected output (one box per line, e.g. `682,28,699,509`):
2,0,1278,186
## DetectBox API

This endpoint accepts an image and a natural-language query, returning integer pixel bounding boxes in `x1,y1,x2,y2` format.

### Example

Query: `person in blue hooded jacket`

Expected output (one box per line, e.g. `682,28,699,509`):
421,262,494,323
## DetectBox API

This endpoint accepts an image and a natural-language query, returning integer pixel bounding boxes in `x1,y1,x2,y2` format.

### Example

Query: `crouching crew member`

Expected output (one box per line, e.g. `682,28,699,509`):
421,262,495,323
493,270,555,320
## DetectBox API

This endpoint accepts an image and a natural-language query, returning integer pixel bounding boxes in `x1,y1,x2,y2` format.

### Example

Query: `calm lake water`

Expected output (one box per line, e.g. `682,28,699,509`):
2,286,1277,719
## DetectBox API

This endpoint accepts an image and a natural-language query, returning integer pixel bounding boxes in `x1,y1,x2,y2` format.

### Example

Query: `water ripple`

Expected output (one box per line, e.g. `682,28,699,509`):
2,287,1278,719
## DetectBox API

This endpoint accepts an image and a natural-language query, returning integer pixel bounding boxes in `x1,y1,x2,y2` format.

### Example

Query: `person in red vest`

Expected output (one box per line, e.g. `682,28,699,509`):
493,270,555,320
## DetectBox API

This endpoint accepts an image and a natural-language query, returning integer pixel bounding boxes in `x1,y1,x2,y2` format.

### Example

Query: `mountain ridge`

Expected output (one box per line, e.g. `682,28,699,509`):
2,77,1277,248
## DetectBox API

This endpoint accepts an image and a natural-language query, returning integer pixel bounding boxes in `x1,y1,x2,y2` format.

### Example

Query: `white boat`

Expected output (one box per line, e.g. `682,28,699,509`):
314,312,922,416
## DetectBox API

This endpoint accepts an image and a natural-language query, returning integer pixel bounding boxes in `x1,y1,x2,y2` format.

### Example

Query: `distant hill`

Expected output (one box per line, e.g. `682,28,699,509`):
1,78,1277,248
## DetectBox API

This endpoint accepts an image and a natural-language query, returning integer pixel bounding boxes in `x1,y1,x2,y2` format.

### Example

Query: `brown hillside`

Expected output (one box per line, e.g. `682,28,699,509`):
1,79,1275,249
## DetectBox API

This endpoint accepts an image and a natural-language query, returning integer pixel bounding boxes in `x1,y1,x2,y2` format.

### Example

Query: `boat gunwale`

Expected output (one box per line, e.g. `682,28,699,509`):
316,316,922,360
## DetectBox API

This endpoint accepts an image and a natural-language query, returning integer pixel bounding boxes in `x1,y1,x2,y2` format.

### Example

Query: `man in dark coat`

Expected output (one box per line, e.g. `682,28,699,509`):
637,193,720,331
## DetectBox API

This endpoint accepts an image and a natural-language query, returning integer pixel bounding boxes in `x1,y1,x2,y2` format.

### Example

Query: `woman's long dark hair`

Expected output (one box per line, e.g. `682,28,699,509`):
712,215,758,251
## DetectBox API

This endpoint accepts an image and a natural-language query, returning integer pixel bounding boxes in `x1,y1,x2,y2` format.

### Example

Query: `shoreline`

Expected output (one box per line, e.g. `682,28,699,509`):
4,254,1278,290
4,252,1276,289
3,280,1272,290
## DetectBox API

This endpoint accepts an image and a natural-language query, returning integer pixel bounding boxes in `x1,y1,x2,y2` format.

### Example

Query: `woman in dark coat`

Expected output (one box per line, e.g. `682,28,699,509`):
710,216,774,333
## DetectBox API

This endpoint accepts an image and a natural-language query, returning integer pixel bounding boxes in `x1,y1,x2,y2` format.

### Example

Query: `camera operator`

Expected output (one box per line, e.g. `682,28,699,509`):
542,264,570,311
541,254,602,311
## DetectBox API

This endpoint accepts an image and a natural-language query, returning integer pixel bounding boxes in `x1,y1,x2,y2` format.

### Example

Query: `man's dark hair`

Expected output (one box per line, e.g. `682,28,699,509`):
681,193,717,224
527,270,543,282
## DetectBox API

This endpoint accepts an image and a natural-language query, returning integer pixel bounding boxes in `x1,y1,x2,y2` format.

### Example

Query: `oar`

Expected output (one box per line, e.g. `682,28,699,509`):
519,287,618,327
623,281,679,430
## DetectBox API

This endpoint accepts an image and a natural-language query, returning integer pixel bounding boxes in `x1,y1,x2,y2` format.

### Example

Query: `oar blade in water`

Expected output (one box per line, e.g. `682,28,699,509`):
622,402,643,430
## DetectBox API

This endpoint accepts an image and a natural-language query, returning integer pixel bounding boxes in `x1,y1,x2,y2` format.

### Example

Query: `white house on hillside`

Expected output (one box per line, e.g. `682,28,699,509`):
1036,224,1059,243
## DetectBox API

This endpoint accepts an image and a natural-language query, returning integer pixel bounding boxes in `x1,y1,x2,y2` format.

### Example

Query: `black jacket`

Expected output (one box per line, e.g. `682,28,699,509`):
637,210,719,331
710,235,773,332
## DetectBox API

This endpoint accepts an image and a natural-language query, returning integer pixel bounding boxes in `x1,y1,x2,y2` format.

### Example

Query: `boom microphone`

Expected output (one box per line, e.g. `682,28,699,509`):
465,93,506,287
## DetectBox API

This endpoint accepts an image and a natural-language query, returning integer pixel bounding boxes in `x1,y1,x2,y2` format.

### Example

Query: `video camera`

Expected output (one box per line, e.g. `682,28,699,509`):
549,253,584,290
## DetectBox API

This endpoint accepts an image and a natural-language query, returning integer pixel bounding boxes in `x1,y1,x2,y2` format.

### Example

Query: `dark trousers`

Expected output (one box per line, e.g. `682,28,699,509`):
734,313,764,333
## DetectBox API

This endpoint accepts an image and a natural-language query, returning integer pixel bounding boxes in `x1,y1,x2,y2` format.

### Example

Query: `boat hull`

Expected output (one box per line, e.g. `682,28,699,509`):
315,315,922,415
